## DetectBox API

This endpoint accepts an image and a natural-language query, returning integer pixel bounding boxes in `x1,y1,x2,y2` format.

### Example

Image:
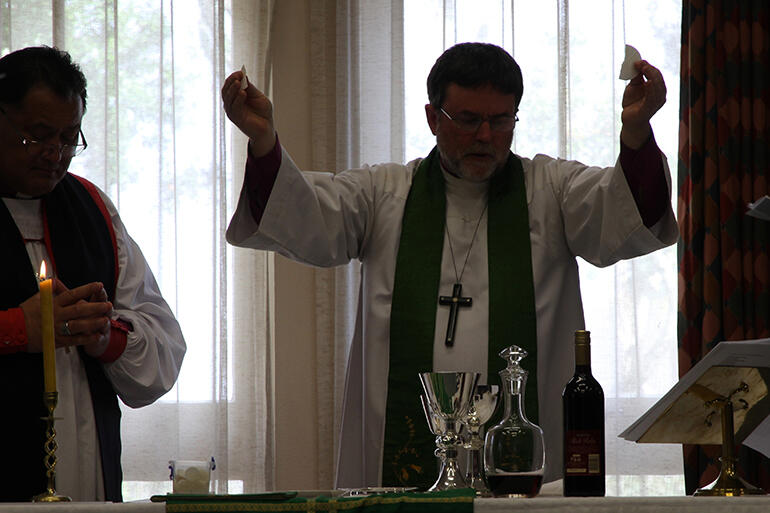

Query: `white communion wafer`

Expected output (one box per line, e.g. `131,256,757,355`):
619,44,642,80
240,65,249,90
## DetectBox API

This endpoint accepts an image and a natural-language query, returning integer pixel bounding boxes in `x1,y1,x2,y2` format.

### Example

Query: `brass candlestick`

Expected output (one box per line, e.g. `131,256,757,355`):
694,383,767,497
32,392,71,502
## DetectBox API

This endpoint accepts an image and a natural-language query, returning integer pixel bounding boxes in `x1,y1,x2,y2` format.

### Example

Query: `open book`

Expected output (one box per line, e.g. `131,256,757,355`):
619,339,770,457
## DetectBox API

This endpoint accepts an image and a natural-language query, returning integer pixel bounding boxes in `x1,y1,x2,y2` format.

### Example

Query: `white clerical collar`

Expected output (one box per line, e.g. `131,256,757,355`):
2,197,43,240
440,163,489,200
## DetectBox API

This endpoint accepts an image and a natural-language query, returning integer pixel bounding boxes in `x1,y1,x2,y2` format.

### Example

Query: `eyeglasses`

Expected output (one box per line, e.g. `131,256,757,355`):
0,107,87,158
439,107,519,133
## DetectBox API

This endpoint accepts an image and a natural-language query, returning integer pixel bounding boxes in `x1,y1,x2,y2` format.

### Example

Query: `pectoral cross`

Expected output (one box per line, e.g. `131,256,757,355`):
438,283,472,347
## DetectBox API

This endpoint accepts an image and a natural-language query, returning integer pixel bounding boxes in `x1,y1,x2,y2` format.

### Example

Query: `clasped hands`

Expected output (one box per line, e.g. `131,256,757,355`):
22,280,112,357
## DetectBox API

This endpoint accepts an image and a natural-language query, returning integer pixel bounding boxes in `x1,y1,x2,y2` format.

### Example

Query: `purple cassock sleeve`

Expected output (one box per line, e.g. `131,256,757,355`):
619,133,669,228
244,135,283,224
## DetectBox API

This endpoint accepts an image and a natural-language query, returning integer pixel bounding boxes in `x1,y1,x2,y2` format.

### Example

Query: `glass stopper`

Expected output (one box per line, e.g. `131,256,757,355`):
499,345,528,380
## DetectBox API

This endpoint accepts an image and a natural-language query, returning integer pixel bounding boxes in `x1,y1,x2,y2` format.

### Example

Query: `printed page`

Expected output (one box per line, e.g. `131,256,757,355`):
619,339,770,455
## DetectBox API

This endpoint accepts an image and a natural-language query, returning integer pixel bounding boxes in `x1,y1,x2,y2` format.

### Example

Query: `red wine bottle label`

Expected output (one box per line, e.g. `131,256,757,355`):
564,430,602,475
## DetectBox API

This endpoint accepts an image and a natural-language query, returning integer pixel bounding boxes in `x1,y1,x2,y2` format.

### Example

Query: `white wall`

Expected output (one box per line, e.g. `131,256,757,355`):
270,0,321,491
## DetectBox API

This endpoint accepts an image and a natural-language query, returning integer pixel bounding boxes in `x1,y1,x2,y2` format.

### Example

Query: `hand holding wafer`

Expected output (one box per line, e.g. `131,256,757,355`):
221,65,276,157
240,65,249,90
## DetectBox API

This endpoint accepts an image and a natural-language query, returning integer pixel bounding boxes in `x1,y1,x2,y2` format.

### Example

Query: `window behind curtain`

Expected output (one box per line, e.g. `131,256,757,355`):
404,0,683,495
0,0,272,499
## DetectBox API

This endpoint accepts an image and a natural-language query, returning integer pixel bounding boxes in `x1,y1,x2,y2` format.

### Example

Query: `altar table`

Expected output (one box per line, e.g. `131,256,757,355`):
0,495,767,512
2,485,770,513
475,479,769,512
475,496,770,512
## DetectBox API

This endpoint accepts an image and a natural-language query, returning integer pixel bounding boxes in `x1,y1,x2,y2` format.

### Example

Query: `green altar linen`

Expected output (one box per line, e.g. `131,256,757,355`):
157,488,475,513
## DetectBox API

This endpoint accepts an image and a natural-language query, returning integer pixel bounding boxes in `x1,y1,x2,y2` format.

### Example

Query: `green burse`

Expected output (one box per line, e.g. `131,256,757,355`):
383,147,537,489
157,488,475,513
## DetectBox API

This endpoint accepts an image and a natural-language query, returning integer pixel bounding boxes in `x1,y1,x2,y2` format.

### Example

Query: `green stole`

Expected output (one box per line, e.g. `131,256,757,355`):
382,147,538,489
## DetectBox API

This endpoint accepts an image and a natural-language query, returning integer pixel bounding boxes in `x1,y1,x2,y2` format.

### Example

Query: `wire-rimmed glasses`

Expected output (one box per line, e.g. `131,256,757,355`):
439,107,519,133
0,107,87,158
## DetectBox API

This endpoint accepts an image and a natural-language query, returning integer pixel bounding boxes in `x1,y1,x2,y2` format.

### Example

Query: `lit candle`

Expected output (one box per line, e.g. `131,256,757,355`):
38,262,56,393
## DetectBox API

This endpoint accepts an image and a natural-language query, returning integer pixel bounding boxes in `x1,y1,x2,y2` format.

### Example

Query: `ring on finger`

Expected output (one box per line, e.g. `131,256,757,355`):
61,321,72,337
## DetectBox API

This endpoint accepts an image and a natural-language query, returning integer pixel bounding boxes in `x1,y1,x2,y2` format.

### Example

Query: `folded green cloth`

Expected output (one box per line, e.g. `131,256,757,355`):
162,488,475,513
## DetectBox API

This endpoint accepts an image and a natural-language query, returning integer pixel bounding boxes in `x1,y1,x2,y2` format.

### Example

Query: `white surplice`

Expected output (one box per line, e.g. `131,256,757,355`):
226,149,678,486
2,179,186,501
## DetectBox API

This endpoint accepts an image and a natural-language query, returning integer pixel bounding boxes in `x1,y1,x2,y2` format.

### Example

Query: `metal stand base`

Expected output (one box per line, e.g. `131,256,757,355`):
694,457,766,496
428,448,468,492
32,491,72,502
32,392,71,503
694,396,767,497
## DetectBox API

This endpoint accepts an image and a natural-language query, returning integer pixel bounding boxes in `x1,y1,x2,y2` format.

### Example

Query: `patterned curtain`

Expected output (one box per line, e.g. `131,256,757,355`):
678,0,770,494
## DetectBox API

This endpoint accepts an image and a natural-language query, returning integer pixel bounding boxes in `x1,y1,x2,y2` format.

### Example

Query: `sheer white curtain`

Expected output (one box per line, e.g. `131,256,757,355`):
2,0,685,498
0,0,273,500
292,0,684,495
273,0,406,487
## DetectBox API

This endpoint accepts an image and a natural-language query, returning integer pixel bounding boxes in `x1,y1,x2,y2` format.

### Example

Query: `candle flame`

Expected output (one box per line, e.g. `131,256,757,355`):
39,261,47,280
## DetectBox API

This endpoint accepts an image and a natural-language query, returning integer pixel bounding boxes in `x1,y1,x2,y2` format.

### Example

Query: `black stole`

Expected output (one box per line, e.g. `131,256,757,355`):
382,148,537,489
0,173,123,501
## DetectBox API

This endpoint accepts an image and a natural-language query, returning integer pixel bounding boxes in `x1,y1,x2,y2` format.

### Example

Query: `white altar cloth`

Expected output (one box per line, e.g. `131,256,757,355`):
475,480,769,512
476,496,770,512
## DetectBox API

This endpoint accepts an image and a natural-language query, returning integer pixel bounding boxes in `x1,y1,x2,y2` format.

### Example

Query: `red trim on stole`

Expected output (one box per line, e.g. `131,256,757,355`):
70,174,120,291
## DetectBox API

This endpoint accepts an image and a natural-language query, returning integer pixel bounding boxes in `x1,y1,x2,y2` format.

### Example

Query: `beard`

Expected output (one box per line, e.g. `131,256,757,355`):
439,144,507,182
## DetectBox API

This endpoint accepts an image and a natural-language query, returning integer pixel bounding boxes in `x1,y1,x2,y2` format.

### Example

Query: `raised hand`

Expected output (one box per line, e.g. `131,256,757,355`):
221,69,276,157
620,60,667,149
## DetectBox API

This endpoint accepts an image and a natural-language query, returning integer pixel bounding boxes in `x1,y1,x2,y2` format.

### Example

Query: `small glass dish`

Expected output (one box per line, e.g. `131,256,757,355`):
169,457,216,494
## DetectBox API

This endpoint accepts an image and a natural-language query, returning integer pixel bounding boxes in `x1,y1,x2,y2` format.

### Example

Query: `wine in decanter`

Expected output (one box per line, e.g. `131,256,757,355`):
483,345,544,498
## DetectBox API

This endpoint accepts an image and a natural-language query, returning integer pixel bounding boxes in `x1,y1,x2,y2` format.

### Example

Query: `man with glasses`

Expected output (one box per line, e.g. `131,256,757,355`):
0,46,186,501
222,42,677,489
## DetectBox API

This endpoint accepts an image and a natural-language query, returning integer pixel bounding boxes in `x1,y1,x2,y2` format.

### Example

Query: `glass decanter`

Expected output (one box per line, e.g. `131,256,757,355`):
483,345,545,498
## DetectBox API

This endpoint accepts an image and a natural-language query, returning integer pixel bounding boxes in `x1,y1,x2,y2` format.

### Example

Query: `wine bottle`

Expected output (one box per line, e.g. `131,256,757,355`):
562,329,605,496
